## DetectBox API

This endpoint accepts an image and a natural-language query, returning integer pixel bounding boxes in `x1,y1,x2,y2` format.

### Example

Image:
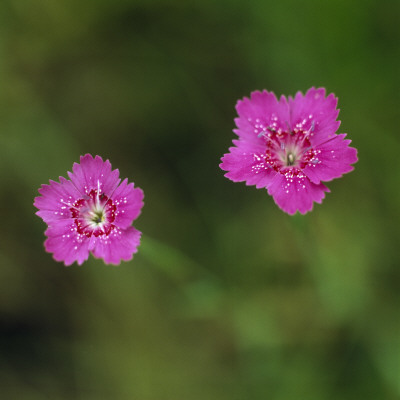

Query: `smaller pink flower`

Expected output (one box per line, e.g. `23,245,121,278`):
220,87,358,215
34,154,144,266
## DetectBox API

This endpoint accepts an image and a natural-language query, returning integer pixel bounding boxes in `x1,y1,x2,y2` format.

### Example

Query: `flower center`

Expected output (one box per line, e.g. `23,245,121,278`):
70,189,116,237
262,129,319,173
90,210,105,224
286,152,296,166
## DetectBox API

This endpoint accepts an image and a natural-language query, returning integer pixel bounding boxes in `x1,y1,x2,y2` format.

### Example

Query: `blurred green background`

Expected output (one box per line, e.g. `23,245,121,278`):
0,0,399,398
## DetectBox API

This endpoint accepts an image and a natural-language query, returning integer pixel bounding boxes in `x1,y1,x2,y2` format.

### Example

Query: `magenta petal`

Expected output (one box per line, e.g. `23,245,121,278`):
289,87,340,142
111,178,144,229
67,154,121,195
267,173,330,215
91,226,141,265
303,134,358,184
34,177,81,223
44,219,90,266
220,145,277,189
234,90,290,142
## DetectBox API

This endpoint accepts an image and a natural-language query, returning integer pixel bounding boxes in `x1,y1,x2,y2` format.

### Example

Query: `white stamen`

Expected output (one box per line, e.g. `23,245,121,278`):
60,200,80,211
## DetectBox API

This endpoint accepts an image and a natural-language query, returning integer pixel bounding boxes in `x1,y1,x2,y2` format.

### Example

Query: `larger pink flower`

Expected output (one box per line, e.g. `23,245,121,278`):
220,88,358,215
34,154,144,265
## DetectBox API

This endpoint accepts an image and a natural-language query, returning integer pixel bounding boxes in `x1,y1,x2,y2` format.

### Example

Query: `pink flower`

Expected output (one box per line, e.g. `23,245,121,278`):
34,154,144,265
220,88,358,215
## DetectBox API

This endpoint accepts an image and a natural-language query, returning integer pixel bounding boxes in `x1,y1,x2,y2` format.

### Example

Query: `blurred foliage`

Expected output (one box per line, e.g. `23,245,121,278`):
0,0,399,398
